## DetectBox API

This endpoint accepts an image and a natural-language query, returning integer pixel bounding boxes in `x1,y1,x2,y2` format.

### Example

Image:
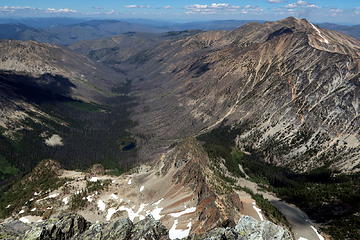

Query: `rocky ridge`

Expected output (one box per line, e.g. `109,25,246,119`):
0,213,292,240
1,140,257,236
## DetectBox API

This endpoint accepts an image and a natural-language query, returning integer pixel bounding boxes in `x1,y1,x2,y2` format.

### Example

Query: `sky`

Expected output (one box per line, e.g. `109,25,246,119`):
0,0,359,24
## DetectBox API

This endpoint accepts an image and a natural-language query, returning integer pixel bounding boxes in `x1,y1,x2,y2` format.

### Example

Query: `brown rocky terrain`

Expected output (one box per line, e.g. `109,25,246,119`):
75,17,360,172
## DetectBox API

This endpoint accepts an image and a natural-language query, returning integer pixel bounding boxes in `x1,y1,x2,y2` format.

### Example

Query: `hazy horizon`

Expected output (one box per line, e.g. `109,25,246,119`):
0,1,359,24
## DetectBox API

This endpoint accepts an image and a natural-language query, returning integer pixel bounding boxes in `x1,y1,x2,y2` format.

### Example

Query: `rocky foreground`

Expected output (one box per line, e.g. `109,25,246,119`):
0,213,292,240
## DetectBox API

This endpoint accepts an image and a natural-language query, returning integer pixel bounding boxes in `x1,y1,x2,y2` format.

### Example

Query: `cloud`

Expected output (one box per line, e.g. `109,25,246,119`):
353,6,360,15
0,6,77,15
124,5,150,9
0,6,37,12
267,0,283,3
185,3,252,15
163,5,173,9
46,8,77,13
329,8,343,16
285,1,319,9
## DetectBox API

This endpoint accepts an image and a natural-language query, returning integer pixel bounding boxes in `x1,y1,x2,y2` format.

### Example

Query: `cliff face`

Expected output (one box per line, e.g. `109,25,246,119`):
0,213,292,240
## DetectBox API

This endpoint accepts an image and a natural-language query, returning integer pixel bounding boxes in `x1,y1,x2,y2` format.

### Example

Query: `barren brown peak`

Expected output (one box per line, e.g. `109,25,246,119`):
225,17,360,57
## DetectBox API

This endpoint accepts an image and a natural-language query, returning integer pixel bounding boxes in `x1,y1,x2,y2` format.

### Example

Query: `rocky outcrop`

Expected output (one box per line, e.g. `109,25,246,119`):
0,213,293,240
195,216,292,240
159,138,244,233
0,214,292,240
0,214,169,240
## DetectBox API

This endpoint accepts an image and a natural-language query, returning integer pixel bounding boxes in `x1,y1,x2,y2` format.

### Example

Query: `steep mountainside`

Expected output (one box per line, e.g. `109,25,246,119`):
69,31,202,71
0,40,118,101
0,40,137,187
84,17,359,173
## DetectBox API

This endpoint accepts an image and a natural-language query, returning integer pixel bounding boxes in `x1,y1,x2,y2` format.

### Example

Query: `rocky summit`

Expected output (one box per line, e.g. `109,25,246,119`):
0,213,292,240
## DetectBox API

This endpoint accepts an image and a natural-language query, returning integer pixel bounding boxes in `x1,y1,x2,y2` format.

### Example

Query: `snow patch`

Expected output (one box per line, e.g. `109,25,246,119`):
310,23,329,44
30,208,36,212
62,197,69,205
19,216,42,224
153,198,164,205
86,195,93,202
106,208,118,221
298,238,309,240
46,193,60,199
45,134,64,147
252,202,264,221
97,199,106,212
169,207,196,218
128,179,132,185
18,209,25,214
169,220,192,240
139,186,145,192
310,226,325,240
150,207,163,220
19,217,30,224
118,203,147,222
111,193,119,200
89,177,98,182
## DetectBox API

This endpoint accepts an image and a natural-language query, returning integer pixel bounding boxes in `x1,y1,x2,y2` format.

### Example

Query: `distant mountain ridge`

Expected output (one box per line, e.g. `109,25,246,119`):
319,23,360,40
0,18,358,46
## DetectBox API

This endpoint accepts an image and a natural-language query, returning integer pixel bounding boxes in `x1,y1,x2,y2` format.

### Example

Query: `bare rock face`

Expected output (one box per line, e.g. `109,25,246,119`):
0,214,170,240
37,213,90,240
24,159,63,183
159,138,244,233
195,216,292,240
87,164,105,176
0,214,292,240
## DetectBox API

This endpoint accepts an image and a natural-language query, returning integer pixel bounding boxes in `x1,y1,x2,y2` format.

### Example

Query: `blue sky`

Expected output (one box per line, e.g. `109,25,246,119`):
0,0,359,24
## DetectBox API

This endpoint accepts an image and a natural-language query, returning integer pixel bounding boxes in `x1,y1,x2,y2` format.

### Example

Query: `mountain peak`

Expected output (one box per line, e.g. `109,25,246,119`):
226,17,360,58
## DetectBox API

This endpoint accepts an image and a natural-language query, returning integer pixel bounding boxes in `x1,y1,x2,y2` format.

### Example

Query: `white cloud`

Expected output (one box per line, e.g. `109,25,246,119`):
0,6,36,12
285,3,297,8
0,6,77,15
184,3,260,15
105,10,116,15
329,8,343,16
124,5,150,9
46,8,77,13
268,0,283,3
296,1,308,6
285,1,319,9
353,6,360,15
163,5,173,9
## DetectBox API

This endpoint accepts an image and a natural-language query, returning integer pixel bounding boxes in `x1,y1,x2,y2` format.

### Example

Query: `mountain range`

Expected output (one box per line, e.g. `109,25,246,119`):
0,17,359,240
0,18,358,46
